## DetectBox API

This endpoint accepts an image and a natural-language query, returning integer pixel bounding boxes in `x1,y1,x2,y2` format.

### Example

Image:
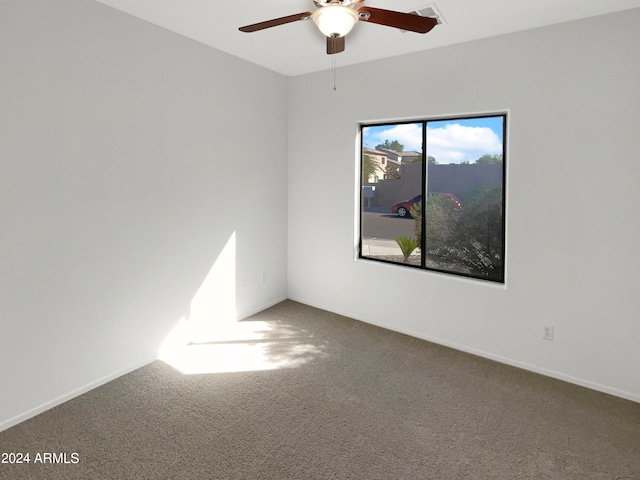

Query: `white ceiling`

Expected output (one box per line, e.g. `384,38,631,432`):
95,0,640,76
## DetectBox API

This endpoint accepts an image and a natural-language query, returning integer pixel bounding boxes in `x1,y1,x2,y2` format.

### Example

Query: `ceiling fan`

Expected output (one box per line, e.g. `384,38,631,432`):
239,0,438,55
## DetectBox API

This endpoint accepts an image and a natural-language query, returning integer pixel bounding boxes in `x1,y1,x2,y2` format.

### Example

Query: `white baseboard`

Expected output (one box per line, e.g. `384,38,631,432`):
238,295,288,321
289,295,640,405
0,358,154,434
5,293,634,434
1,295,289,434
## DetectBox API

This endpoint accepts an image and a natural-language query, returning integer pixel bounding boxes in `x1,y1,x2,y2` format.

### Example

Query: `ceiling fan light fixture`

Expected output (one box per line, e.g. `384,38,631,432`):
312,5,358,38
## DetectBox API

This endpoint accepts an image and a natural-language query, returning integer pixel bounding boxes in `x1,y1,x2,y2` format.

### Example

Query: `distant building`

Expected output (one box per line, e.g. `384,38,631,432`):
363,148,402,183
377,148,421,164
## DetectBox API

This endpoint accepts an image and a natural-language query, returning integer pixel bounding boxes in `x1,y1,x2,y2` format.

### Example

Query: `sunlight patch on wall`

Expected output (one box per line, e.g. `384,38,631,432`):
158,230,327,374
159,231,239,365
188,231,238,343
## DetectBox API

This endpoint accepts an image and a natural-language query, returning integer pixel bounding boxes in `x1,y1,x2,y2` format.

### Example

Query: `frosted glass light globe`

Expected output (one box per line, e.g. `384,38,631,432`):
312,5,358,38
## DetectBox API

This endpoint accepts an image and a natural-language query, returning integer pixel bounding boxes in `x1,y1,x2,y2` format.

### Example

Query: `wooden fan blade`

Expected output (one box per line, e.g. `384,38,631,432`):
239,12,312,33
327,36,345,55
357,7,438,34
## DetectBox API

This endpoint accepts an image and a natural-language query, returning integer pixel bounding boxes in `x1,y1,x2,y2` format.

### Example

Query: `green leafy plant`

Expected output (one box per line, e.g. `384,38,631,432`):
427,185,503,280
451,185,503,278
424,194,459,251
410,195,459,251
410,200,422,247
395,236,419,262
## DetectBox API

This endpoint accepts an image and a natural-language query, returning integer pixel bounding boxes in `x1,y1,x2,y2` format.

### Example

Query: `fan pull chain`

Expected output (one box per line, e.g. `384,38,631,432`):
332,55,337,91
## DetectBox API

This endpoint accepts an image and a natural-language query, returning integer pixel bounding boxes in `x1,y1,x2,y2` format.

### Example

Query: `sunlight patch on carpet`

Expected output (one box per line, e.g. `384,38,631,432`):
160,317,327,374
158,230,327,374
160,339,324,374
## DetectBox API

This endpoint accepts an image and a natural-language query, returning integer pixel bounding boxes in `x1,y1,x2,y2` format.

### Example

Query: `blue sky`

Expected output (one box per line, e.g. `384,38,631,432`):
363,116,504,164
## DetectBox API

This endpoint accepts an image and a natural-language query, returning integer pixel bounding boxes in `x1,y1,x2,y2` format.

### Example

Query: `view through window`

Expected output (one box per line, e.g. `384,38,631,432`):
360,114,506,282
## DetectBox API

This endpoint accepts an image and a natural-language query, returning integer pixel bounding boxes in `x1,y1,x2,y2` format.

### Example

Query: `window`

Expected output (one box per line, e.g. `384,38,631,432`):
360,114,506,283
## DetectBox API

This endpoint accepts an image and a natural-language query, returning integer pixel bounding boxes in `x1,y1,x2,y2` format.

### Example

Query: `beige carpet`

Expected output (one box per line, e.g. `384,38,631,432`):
1,300,639,479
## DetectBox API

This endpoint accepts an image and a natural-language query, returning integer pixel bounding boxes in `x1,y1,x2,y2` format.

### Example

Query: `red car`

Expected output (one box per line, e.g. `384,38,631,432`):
391,193,461,217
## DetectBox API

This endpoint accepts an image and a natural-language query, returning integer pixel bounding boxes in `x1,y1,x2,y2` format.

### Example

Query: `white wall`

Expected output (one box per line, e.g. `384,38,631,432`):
2,2,638,433
288,9,640,401
0,0,288,430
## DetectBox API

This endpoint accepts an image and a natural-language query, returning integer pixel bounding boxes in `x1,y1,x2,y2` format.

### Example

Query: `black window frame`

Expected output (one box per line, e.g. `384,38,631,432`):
359,113,507,283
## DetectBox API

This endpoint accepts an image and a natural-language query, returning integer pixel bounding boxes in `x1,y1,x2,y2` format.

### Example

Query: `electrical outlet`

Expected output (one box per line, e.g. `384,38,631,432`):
542,324,554,341
240,280,247,293
261,273,266,284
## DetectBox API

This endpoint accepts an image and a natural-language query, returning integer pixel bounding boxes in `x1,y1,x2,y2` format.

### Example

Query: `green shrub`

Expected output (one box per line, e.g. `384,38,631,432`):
429,185,503,280
395,236,419,262
410,200,422,247
452,185,503,277
424,194,459,251
407,187,503,280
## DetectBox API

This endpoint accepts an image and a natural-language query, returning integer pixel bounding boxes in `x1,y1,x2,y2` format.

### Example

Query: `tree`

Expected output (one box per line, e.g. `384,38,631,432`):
375,139,404,152
362,154,379,183
475,154,503,164
404,154,435,164
384,163,401,180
